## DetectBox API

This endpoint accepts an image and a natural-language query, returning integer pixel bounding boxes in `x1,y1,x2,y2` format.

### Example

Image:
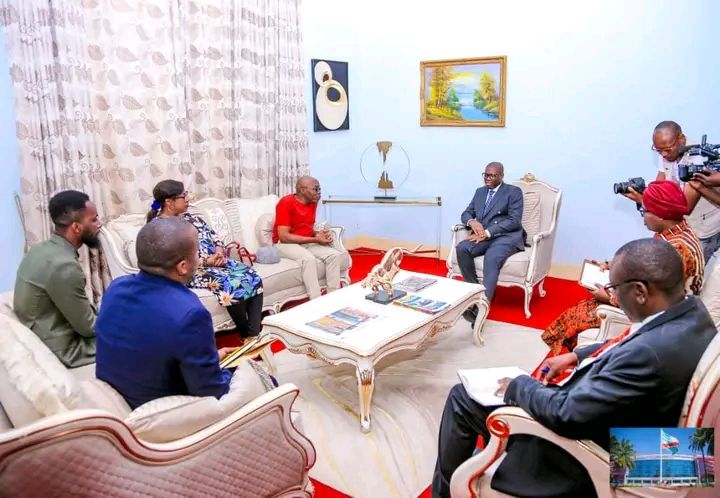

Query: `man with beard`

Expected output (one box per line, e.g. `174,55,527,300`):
13,190,102,368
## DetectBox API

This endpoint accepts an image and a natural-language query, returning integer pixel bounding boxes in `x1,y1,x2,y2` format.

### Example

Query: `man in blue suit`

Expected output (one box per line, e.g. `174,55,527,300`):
432,238,716,497
96,217,240,409
458,162,525,321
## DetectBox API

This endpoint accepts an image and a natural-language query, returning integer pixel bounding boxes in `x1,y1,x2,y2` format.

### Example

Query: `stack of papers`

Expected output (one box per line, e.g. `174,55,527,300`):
457,366,529,405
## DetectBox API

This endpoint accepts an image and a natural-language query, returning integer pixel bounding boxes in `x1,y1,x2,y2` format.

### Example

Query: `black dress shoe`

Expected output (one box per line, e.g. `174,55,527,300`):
462,305,478,323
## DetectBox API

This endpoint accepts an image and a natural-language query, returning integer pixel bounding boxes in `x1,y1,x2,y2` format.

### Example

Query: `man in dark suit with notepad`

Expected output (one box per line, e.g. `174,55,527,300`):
457,162,525,322
432,238,716,498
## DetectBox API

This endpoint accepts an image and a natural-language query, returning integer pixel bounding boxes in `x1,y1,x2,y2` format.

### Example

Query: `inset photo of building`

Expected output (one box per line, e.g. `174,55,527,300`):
610,428,715,488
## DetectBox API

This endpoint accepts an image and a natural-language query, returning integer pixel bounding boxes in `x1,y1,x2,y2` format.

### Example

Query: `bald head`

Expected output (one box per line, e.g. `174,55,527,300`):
295,175,321,203
652,121,685,161
137,217,198,282
610,238,685,321
654,121,682,135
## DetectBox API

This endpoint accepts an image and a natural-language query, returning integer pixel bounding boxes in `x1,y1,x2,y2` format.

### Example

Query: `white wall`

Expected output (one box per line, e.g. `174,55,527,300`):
302,0,720,266
0,28,23,291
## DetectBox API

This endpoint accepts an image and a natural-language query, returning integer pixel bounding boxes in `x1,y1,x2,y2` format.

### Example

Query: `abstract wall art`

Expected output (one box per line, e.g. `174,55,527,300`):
311,59,349,131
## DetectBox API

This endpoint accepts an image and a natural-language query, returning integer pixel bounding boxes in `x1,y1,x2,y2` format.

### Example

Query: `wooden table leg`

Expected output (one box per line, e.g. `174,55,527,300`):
356,359,375,433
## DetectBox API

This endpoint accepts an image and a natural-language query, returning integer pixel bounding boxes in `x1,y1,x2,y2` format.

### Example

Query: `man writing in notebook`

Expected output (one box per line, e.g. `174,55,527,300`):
96,217,273,409
432,238,716,498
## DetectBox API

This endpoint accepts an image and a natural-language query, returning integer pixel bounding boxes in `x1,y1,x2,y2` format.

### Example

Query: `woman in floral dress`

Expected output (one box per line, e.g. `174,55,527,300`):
147,180,263,340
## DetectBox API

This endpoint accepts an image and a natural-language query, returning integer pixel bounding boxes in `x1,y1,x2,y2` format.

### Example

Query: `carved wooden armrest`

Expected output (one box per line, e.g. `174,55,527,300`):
450,407,609,498
596,304,631,342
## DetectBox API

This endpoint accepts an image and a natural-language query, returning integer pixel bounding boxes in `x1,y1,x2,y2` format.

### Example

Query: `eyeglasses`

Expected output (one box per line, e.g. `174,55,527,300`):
603,279,648,295
172,191,189,200
304,186,321,192
651,138,678,153
482,173,500,179
639,206,647,216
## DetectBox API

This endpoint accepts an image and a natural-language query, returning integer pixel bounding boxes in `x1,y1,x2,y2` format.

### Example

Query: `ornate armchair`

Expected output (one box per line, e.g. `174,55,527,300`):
447,174,562,318
0,384,316,498
449,332,720,497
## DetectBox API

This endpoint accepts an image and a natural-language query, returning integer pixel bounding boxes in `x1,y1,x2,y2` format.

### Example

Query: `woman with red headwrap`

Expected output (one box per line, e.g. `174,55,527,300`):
540,180,704,356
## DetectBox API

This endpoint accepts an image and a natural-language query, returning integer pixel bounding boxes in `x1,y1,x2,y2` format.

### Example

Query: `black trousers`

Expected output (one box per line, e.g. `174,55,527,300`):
432,384,596,498
226,293,263,338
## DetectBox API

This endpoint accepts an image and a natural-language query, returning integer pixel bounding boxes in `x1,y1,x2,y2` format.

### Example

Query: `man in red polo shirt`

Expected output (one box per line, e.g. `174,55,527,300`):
273,176,342,299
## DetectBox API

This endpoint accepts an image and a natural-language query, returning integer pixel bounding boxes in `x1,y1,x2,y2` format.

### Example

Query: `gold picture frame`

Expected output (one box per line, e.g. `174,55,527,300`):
420,56,507,127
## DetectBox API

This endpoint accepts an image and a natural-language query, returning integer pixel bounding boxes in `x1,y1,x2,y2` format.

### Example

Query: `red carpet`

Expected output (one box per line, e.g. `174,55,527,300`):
216,248,587,498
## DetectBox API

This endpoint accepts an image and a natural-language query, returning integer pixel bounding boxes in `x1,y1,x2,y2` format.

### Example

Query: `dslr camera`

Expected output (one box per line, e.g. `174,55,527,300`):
677,135,720,182
614,177,646,195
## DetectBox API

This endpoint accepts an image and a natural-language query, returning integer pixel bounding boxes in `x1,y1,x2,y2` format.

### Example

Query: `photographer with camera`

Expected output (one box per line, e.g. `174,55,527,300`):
543,180,704,355
621,121,720,262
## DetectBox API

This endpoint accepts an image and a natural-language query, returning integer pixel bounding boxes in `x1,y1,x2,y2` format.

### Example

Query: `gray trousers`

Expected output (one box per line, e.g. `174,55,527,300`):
276,243,342,299
700,232,720,265
456,238,519,301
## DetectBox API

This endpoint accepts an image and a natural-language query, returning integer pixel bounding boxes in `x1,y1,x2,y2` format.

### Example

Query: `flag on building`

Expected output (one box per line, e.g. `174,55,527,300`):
661,429,680,454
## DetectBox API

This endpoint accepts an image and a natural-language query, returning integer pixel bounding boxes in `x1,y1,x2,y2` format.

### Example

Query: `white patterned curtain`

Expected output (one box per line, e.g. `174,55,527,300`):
1,0,309,300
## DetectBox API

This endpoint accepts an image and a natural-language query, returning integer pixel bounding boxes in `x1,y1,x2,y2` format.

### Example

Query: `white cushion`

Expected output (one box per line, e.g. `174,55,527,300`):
79,379,131,418
224,195,279,253
104,216,145,268
0,310,84,426
255,213,275,248
521,191,541,242
200,206,234,244
125,395,223,443
471,248,529,280
124,360,270,443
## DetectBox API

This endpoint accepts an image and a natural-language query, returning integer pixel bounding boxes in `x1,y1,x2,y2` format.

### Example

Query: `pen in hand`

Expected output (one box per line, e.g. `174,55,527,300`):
540,366,550,385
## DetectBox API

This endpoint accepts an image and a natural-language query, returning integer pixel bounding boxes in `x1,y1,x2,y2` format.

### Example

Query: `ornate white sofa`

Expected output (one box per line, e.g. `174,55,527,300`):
449,331,720,498
446,174,562,318
0,292,316,495
99,195,352,331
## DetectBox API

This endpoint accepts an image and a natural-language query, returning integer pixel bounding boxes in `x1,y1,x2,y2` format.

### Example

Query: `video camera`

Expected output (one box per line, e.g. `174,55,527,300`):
677,135,720,182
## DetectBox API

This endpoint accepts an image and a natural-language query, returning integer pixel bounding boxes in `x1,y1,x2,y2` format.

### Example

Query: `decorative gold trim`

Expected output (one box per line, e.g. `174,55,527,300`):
521,172,536,183
322,197,441,206
420,56,507,128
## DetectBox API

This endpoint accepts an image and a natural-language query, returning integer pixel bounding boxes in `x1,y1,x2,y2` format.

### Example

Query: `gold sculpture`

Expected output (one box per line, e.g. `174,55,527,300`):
376,141,395,191
377,171,394,189
361,245,422,303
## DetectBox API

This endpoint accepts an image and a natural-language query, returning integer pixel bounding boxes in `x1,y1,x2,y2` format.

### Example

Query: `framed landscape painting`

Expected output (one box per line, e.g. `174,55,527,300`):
420,56,506,127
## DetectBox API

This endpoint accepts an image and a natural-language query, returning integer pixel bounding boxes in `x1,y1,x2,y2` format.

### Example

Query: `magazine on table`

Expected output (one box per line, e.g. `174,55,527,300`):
393,294,449,314
393,276,438,293
457,366,530,406
306,307,378,335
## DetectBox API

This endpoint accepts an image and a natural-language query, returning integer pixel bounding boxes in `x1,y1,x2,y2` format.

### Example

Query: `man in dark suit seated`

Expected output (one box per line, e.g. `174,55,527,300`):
457,162,525,323
432,238,716,498
96,217,272,409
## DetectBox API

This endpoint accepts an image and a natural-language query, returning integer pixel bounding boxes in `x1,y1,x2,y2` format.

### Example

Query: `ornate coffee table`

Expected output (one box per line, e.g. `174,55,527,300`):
260,270,488,432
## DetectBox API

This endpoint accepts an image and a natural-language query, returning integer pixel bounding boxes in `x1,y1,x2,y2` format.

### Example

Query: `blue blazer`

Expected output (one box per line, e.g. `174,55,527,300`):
460,183,526,250
493,296,716,497
96,272,232,409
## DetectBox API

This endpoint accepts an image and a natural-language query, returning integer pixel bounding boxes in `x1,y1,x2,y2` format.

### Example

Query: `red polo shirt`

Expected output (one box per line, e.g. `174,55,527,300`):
273,194,317,243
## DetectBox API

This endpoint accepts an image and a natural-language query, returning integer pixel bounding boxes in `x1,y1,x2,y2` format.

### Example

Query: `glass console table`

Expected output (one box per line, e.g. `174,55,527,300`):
321,195,443,259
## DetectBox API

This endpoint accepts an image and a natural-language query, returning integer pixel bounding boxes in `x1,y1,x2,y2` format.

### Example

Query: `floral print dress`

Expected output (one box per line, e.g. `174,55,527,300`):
182,213,263,306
